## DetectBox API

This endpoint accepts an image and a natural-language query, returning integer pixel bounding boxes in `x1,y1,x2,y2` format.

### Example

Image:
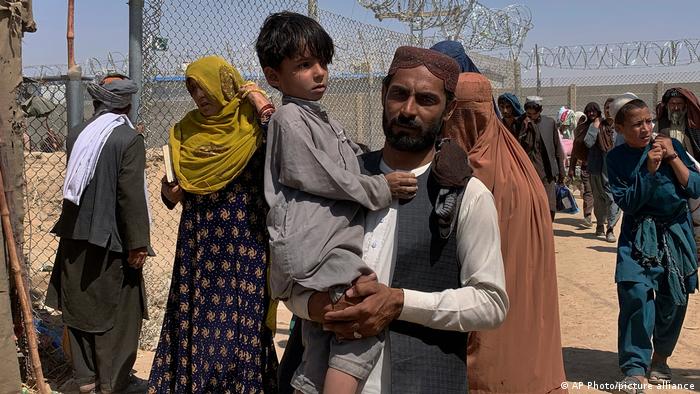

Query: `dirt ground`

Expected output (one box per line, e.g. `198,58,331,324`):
125,198,700,393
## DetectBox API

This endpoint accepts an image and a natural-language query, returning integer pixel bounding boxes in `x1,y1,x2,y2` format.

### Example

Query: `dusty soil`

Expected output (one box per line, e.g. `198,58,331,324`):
131,200,700,393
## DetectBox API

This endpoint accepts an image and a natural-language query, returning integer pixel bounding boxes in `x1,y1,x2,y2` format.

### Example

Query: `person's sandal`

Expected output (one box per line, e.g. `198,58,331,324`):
79,382,98,394
648,362,672,385
606,228,617,243
613,376,646,394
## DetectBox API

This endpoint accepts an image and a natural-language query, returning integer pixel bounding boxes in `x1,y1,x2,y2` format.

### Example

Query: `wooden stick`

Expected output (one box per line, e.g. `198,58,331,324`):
67,0,75,68
0,169,50,393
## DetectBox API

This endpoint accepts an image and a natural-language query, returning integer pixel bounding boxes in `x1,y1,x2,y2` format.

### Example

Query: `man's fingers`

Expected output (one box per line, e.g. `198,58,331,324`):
324,304,361,321
351,280,382,297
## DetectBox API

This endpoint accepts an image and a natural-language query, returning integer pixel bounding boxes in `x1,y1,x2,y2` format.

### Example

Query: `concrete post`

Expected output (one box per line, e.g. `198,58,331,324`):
654,81,665,108
568,84,577,111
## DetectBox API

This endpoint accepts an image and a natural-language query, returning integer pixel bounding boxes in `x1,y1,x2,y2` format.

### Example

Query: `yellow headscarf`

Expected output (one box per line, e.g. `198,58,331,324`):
170,55,262,194
171,56,278,331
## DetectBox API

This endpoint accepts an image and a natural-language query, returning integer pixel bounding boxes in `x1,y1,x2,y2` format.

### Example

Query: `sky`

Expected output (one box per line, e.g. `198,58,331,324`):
22,0,700,79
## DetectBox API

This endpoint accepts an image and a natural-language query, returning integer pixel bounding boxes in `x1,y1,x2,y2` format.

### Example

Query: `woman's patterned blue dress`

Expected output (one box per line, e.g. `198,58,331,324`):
148,150,278,393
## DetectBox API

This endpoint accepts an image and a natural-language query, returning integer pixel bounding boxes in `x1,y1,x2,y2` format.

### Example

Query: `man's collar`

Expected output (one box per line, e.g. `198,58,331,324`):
380,156,432,176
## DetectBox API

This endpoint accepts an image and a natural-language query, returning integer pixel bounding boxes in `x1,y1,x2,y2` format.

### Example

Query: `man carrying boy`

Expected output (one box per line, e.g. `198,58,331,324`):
277,45,509,394
256,12,416,394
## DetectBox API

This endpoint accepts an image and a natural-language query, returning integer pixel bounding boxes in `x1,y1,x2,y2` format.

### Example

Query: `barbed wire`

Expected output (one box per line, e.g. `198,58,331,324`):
441,3,532,55
357,0,532,53
27,38,700,80
514,39,700,70
358,0,468,32
23,53,129,78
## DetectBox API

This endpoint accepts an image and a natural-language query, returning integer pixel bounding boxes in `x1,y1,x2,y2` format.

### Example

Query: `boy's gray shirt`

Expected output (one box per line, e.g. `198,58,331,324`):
264,96,392,300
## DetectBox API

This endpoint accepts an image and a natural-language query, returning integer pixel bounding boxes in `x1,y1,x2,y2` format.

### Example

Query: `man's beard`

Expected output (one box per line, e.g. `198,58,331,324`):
382,113,442,152
670,109,687,128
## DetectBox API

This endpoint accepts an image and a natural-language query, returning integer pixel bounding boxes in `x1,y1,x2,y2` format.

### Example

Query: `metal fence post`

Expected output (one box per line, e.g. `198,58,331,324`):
129,0,144,124
66,65,84,130
568,84,577,111
535,44,541,97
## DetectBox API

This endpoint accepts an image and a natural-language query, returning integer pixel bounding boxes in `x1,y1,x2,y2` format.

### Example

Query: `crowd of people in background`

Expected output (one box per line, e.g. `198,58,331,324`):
44,10,698,394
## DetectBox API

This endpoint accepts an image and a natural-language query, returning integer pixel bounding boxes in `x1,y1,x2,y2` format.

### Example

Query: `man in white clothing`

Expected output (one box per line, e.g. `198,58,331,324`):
278,46,508,394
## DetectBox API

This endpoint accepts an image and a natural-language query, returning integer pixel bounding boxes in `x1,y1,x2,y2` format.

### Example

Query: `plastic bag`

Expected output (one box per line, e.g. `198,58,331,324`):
556,184,579,214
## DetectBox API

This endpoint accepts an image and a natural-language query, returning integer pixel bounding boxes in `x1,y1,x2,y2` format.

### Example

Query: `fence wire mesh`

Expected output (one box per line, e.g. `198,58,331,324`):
15,0,700,389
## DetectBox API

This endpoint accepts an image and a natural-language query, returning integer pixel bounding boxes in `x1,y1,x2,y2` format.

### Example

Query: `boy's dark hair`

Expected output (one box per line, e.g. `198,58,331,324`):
255,12,334,69
524,101,542,111
615,99,647,125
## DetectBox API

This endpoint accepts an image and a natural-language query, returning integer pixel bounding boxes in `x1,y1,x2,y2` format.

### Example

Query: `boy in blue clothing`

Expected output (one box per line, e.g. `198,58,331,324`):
256,11,416,394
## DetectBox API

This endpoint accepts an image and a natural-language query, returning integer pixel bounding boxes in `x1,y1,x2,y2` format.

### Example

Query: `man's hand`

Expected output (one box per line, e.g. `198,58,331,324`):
323,281,404,339
161,175,184,204
127,247,147,269
384,171,417,200
307,274,378,323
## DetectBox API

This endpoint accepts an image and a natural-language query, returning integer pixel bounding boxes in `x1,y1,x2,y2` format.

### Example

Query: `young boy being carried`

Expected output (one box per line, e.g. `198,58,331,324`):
256,11,416,394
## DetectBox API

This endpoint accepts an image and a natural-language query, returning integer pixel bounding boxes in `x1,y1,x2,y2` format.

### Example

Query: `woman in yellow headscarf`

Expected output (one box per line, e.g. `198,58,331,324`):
148,55,278,393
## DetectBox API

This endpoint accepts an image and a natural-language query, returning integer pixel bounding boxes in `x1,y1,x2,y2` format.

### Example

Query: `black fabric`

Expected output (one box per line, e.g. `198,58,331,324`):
66,269,143,393
361,151,469,394
278,317,303,394
51,116,151,254
46,238,147,333
431,139,472,188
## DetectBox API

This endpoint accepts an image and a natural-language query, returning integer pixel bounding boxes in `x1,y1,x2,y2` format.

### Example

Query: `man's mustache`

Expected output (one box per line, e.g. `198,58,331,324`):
670,109,686,122
390,116,421,130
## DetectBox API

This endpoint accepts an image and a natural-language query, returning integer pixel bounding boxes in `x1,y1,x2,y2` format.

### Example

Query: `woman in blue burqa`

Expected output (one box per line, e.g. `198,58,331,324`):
430,40,501,118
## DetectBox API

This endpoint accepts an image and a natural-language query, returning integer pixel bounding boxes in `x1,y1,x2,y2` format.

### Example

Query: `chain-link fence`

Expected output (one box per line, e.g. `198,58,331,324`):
16,0,700,389
520,72,700,119
19,76,87,389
